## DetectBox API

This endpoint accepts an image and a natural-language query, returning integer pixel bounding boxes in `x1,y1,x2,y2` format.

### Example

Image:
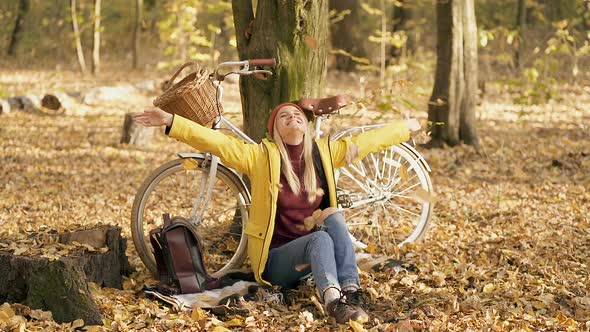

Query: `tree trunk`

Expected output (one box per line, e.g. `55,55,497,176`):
514,0,526,71
133,0,144,69
92,0,101,75
329,0,366,72
0,226,132,325
232,0,329,142
71,0,87,75
584,0,590,39
390,0,414,59
7,0,29,56
427,0,479,148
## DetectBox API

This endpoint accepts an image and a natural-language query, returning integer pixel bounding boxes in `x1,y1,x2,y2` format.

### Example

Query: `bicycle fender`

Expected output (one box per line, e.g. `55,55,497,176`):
400,142,431,172
177,152,251,200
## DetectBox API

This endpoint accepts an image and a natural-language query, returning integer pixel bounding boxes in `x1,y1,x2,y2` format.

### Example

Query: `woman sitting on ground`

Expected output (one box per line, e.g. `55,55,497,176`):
135,102,420,323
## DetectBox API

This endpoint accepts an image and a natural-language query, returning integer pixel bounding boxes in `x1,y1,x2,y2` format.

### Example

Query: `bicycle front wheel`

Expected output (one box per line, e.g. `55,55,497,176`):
131,157,250,277
335,140,433,253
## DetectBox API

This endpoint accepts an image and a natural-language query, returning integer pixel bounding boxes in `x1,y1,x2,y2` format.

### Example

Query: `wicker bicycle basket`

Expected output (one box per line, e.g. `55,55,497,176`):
153,62,222,127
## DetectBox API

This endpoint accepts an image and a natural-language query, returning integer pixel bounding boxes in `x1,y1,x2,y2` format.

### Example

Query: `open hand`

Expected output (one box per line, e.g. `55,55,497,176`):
134,108,173,127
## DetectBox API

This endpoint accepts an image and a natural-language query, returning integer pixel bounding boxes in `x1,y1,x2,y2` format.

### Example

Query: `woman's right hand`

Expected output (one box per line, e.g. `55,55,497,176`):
134,108,173,127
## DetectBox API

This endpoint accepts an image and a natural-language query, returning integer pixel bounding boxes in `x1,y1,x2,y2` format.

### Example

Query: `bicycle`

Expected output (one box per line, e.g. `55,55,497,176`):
131,58,434,277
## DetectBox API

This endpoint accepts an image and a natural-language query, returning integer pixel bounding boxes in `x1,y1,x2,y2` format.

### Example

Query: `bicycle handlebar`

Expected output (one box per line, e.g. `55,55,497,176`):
248,58,276,67
214,58,276,80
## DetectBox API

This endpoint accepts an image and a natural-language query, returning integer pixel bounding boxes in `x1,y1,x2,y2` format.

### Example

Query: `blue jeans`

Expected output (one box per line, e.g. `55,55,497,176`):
262,212,359,295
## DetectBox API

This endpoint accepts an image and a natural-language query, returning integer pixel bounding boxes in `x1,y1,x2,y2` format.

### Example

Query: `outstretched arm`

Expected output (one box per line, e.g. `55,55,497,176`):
134,108,257,175
332,118,421,169
133,108,173,127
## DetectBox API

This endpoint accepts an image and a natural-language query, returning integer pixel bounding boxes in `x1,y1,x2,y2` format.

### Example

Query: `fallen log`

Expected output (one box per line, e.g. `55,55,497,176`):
0,226,133,325
4,94,67,115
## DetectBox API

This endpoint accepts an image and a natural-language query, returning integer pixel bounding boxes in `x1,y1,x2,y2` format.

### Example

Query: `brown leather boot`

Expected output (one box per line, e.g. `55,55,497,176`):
326,296,369,324
344,289,372,310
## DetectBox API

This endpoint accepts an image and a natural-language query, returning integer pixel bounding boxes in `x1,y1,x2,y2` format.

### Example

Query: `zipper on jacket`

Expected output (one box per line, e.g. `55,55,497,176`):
327,137,337,208
259,142,275,279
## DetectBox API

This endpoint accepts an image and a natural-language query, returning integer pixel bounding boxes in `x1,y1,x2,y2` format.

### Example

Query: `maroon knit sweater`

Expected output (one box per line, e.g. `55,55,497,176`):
270,142,323,249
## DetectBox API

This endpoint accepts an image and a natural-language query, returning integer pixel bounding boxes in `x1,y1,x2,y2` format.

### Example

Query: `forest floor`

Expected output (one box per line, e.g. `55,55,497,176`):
0,67,589,331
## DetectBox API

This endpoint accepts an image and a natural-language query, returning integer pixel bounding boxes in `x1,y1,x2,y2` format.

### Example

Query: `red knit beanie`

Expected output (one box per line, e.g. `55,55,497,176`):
267,102,306,137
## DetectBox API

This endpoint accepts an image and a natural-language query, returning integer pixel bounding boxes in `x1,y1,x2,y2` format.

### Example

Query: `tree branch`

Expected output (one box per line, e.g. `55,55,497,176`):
231,0,255,58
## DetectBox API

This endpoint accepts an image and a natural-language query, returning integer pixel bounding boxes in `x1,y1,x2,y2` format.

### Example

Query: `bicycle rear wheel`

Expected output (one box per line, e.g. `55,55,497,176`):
131,157,250,277
334,135,433,253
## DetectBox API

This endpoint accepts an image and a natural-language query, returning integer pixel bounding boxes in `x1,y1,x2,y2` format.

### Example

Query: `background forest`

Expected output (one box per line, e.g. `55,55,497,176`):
1,0,589,331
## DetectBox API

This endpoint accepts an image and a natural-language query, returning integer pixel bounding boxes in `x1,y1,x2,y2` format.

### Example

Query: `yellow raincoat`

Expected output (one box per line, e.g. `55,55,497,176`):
169,115,409,285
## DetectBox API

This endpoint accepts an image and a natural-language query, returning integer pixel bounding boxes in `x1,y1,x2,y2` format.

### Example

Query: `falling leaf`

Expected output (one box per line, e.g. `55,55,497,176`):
304,35,318,49
410,187,437,203
295,263,310,272
399,165,409,181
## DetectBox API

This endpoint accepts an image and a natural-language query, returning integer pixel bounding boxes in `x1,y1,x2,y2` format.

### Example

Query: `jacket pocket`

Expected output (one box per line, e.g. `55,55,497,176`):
245,221,267,240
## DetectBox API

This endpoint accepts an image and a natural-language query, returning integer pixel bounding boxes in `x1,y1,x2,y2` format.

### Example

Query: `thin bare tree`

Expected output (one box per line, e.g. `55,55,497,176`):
71,0,87,74
92,0,102,74
133,0,143,69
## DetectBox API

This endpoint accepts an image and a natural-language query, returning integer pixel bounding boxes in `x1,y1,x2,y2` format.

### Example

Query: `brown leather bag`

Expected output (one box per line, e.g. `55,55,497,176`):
150,214,219,294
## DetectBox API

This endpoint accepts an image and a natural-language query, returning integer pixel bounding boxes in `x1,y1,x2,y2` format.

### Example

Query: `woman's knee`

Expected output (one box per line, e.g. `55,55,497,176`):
324,211,348,230
308,231,334,251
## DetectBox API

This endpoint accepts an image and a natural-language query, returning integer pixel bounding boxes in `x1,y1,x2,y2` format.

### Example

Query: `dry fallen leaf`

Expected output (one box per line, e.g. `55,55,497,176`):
71,319,84,328
222,317,243,328
349,319,367,332
191,308,207,322
0,304,15,323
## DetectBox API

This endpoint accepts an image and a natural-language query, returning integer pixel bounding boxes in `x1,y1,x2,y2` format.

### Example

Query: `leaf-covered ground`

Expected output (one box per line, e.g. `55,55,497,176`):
0,69,589,331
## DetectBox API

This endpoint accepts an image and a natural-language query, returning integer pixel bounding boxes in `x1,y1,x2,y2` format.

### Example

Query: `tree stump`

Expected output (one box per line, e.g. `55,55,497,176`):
0,226,133,325
0,98,10,114
121,112,156,146
40,94,65,115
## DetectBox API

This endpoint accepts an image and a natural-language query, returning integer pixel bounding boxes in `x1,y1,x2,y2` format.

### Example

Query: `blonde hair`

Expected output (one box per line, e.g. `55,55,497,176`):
273,121,324,203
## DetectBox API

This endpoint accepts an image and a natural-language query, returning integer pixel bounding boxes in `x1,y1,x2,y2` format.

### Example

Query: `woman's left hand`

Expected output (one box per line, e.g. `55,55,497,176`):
406,118,421,132
317,207,341,225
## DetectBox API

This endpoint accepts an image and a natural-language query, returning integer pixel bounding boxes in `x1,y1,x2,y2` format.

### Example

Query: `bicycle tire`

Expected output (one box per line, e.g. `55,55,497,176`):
131,157,250,277
333,136,434,253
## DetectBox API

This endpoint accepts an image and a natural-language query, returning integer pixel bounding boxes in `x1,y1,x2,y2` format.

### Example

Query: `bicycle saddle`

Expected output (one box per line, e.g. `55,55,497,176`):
297,95,349,115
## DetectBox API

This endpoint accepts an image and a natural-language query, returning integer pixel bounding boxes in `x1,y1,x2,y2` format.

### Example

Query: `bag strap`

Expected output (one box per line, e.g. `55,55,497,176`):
149,228,170,284
165,227,201,293
163,213,172,228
